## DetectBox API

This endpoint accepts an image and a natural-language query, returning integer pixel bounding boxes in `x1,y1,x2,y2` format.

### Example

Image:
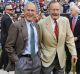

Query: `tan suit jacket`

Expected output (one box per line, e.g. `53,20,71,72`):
5,18,40,71
38,16,77,68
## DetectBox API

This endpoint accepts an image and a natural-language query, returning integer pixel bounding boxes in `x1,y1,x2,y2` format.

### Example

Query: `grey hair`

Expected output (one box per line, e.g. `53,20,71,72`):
70,5,80,13
47,0,60,9
24,2,37,11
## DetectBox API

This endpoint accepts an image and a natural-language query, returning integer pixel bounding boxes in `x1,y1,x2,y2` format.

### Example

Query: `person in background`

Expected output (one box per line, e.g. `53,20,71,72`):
0,4,14,70
69,0,77,3
38,1,77,74
13,14,18,22
0,1,5,14
69,5,80,74
15,3,22,17
63,0,70,13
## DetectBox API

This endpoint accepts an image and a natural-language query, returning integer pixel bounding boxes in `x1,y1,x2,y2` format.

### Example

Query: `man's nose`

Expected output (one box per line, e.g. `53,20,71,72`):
54,10,58,13
29,10,32,14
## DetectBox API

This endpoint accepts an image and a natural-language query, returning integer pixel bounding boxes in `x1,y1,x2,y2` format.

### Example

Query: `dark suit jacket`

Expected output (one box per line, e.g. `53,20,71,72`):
69,16,80,57
1,13,12,47
0,13,12,69
5,18,41,71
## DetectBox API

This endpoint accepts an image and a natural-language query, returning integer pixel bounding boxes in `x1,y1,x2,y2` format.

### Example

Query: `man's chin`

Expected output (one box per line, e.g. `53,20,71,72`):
51,15,59,20
26,18,33,22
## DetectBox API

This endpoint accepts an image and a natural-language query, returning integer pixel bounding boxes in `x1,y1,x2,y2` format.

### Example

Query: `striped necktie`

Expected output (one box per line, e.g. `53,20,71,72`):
54,20,59,42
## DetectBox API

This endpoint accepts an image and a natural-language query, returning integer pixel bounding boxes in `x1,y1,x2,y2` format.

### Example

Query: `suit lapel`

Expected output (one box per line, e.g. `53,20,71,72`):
57,17,64,43
21,19,28,41
70,17,73,28
33,23,40,48
74,16,80,30
33,23,40,41
46,16,57,40
20,19,40,49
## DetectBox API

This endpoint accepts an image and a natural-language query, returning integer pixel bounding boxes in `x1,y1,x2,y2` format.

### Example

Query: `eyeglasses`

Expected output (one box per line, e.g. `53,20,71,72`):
7,9,13,11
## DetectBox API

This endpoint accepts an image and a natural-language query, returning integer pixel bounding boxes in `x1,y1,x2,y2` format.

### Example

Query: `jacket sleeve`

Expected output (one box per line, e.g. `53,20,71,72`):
65,18,77,56
5,23,19,63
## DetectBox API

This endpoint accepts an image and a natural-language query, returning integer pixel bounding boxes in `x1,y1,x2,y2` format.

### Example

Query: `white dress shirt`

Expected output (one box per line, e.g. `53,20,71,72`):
50,16,56,32
23,21,38,55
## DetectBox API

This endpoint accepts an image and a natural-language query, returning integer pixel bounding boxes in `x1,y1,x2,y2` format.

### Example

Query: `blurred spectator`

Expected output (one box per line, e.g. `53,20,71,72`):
0,2,5,13
13,13,18,22
0,13,2,28
15,3,22,16
77,0,80,13
63,0,70,13
18,12,24,20
40,0,45,7
69,0,77,3
0,4,14,70
69,1,76,9
70,5,80,74
43,5,49,16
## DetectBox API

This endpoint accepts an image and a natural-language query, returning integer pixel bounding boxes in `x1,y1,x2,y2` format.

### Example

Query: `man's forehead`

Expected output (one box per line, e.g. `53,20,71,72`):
49,3,60,9
26,3,36,9
50,3,60,7
27,5,36,9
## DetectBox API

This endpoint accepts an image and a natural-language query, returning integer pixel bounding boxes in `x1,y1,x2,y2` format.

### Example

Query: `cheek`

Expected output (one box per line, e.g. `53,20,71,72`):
24,11,29,14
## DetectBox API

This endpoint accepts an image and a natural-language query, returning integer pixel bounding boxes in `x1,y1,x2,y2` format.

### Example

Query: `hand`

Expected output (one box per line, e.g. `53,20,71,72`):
74,37,78,42
72,55,77,64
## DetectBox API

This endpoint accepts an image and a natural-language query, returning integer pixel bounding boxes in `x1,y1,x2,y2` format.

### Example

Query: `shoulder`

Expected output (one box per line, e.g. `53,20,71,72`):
59,16,70,23
59,16,69,20
58,16,70,28
13,19,22,28
2,14,11,20
3,14,9,18
38,16,50,24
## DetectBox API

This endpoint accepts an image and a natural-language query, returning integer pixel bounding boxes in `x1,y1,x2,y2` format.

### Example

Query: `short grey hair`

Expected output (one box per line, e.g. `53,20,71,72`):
70,5,79,13
47,0,62,13
24,2,37,11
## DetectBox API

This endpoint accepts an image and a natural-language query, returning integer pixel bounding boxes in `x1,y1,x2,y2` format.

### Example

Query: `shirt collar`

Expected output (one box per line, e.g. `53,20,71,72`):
50,16,58,24
73,16,78,20
25,18,34,26
25,19,31,25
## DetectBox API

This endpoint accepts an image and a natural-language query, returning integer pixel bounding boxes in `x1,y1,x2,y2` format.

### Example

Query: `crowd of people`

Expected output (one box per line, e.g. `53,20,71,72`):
0,0,80,74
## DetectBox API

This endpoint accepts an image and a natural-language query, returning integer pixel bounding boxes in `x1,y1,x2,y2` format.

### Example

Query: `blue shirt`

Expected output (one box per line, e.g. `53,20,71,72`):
23,21,38,55
72,16,78,24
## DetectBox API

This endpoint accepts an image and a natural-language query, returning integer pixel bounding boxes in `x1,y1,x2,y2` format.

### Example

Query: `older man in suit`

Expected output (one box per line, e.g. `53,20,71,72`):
69,5,80,74
0,4,14,70
5,2,41,74
38,1,77,74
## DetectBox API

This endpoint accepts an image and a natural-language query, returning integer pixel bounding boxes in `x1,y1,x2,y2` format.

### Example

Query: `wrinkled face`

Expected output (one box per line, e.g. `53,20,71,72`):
49,2,60,20
24,3,37,22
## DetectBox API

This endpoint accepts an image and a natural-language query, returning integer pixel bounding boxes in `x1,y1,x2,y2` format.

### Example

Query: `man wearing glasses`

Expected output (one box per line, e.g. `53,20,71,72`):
0,4,14,70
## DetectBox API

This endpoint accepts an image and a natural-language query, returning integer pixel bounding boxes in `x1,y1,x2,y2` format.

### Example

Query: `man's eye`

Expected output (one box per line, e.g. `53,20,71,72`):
27,9,35,12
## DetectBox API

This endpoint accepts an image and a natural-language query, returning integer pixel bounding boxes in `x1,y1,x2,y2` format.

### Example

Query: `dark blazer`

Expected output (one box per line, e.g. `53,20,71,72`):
5,18,41,71
0,13,12,69
1,13,12,47
69,16,80,56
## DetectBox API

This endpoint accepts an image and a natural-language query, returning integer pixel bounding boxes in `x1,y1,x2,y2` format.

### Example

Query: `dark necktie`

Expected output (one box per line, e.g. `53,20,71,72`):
54,20,59,42
72,17,76,32
30,23,35,58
